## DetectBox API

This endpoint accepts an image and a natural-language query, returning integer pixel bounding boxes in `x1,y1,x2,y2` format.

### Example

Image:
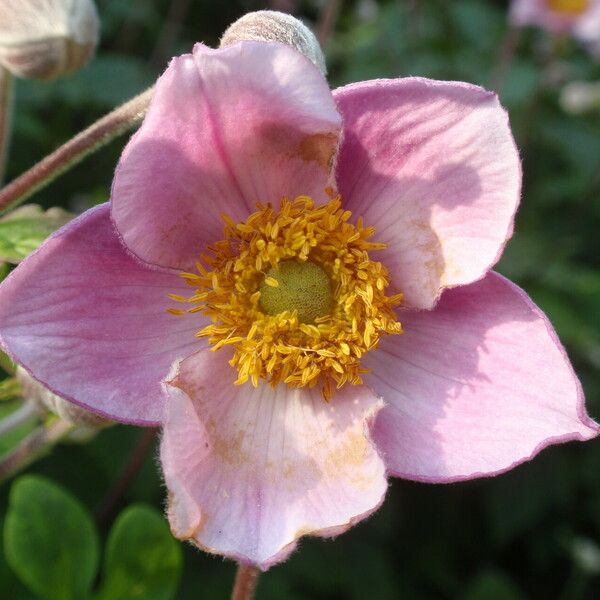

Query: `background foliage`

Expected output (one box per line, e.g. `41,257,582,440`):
1,0,600,598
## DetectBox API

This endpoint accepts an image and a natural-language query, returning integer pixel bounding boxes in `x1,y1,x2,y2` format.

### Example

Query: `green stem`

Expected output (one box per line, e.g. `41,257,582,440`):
0,86,154,215
0,400,38,437
0,418,73,484
0,66,14,185
231,564,260,600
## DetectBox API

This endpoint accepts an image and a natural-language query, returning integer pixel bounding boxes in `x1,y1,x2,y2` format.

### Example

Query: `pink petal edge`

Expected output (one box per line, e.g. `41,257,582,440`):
160,347,388,569
112,40,342,272
365,271,598,483
0,204,203,425
334,77,522,310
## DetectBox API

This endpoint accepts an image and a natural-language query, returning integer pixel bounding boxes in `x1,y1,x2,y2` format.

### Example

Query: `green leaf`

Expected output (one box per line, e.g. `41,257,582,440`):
0,261,9,281
0,377,20,401
95,504,182,600
0,205,74,264
3,475,100,600
0,349,16,375
461,568,527,600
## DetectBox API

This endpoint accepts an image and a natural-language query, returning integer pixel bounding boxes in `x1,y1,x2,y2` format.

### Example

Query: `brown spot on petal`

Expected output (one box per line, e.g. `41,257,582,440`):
297,133,338,170
212,430,248,466
293,524,316,539
324,430,375,490
327,431,368,468
257,122,338,173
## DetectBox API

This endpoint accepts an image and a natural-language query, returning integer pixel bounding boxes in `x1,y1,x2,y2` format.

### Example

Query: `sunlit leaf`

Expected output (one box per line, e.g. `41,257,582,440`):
94,504,182,600
0,205,74,264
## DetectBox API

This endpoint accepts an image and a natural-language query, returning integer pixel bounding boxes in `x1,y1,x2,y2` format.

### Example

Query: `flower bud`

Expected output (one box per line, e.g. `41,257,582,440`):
0,0,100,81
16,366,111,428
220,10,326,76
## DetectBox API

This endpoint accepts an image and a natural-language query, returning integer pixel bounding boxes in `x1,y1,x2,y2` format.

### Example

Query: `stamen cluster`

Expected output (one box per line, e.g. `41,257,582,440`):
169,195,403,400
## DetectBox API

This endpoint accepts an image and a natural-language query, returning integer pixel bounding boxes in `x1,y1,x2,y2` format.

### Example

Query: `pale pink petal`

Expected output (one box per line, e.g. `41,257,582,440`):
112,41,342,271
160,348,387,569
573,2,600,47
509,0,595,33
364,272,598,482
0,204,204,425
334,78,521,309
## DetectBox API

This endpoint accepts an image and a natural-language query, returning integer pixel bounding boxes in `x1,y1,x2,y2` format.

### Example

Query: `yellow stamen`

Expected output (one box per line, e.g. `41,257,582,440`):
169,195,403,399
547,0,589,15
264,276,280,288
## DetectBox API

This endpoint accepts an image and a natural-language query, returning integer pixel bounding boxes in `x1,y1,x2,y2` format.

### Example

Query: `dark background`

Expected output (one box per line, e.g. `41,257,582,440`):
2,0,600,598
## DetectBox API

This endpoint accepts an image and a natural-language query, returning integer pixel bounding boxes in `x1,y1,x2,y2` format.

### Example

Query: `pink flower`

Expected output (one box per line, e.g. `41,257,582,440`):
0,41,597,569
510,0,600,55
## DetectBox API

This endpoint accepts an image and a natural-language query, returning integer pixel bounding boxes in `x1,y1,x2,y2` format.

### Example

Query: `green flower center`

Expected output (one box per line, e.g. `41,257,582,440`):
259,260,332,323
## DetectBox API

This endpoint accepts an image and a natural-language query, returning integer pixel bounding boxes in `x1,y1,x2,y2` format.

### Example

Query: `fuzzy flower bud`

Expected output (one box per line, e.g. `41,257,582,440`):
0,0,100,80
220,10,326,75
16,367,111,428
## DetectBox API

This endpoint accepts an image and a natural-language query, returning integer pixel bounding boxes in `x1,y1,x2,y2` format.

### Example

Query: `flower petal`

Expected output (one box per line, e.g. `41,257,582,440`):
160,348,387,569
509,0,583,32
334,78,521,309
364,272,598,482
112,41,342,271
0,204,202,425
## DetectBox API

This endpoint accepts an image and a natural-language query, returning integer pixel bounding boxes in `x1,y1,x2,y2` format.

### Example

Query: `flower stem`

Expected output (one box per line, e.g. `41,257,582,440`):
0,400,38,437
316,0,342,47
231,564,260,600
0,418,73,484
0,86,154,215
95,427,157,526
490,26,522,93
0,66,14,185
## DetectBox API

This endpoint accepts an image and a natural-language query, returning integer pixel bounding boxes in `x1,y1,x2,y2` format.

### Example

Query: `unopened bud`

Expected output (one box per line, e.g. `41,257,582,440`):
220,10,326,76
0,0,100,80
16,367,111,428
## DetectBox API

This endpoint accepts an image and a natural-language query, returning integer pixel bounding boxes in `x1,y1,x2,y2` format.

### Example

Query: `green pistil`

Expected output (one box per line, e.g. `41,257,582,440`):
259,260,332,323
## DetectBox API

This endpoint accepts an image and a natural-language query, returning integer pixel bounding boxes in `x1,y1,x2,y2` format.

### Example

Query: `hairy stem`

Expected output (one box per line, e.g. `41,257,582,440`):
0,400,38,437
231,564,260,600
0,86,154,215
0,418,73,483
0,66,14,185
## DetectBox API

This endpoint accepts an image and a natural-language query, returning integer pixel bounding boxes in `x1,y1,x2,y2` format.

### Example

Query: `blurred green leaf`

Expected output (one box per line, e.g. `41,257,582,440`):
462,568,527,600
0,378,20,401
448,0,503,51
3,475,99,600
485,454,573,547
0,515,37,600
0,398,39,457
17,55,155,109
0,350,16,375
94,504,182,600
0,205,74,264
